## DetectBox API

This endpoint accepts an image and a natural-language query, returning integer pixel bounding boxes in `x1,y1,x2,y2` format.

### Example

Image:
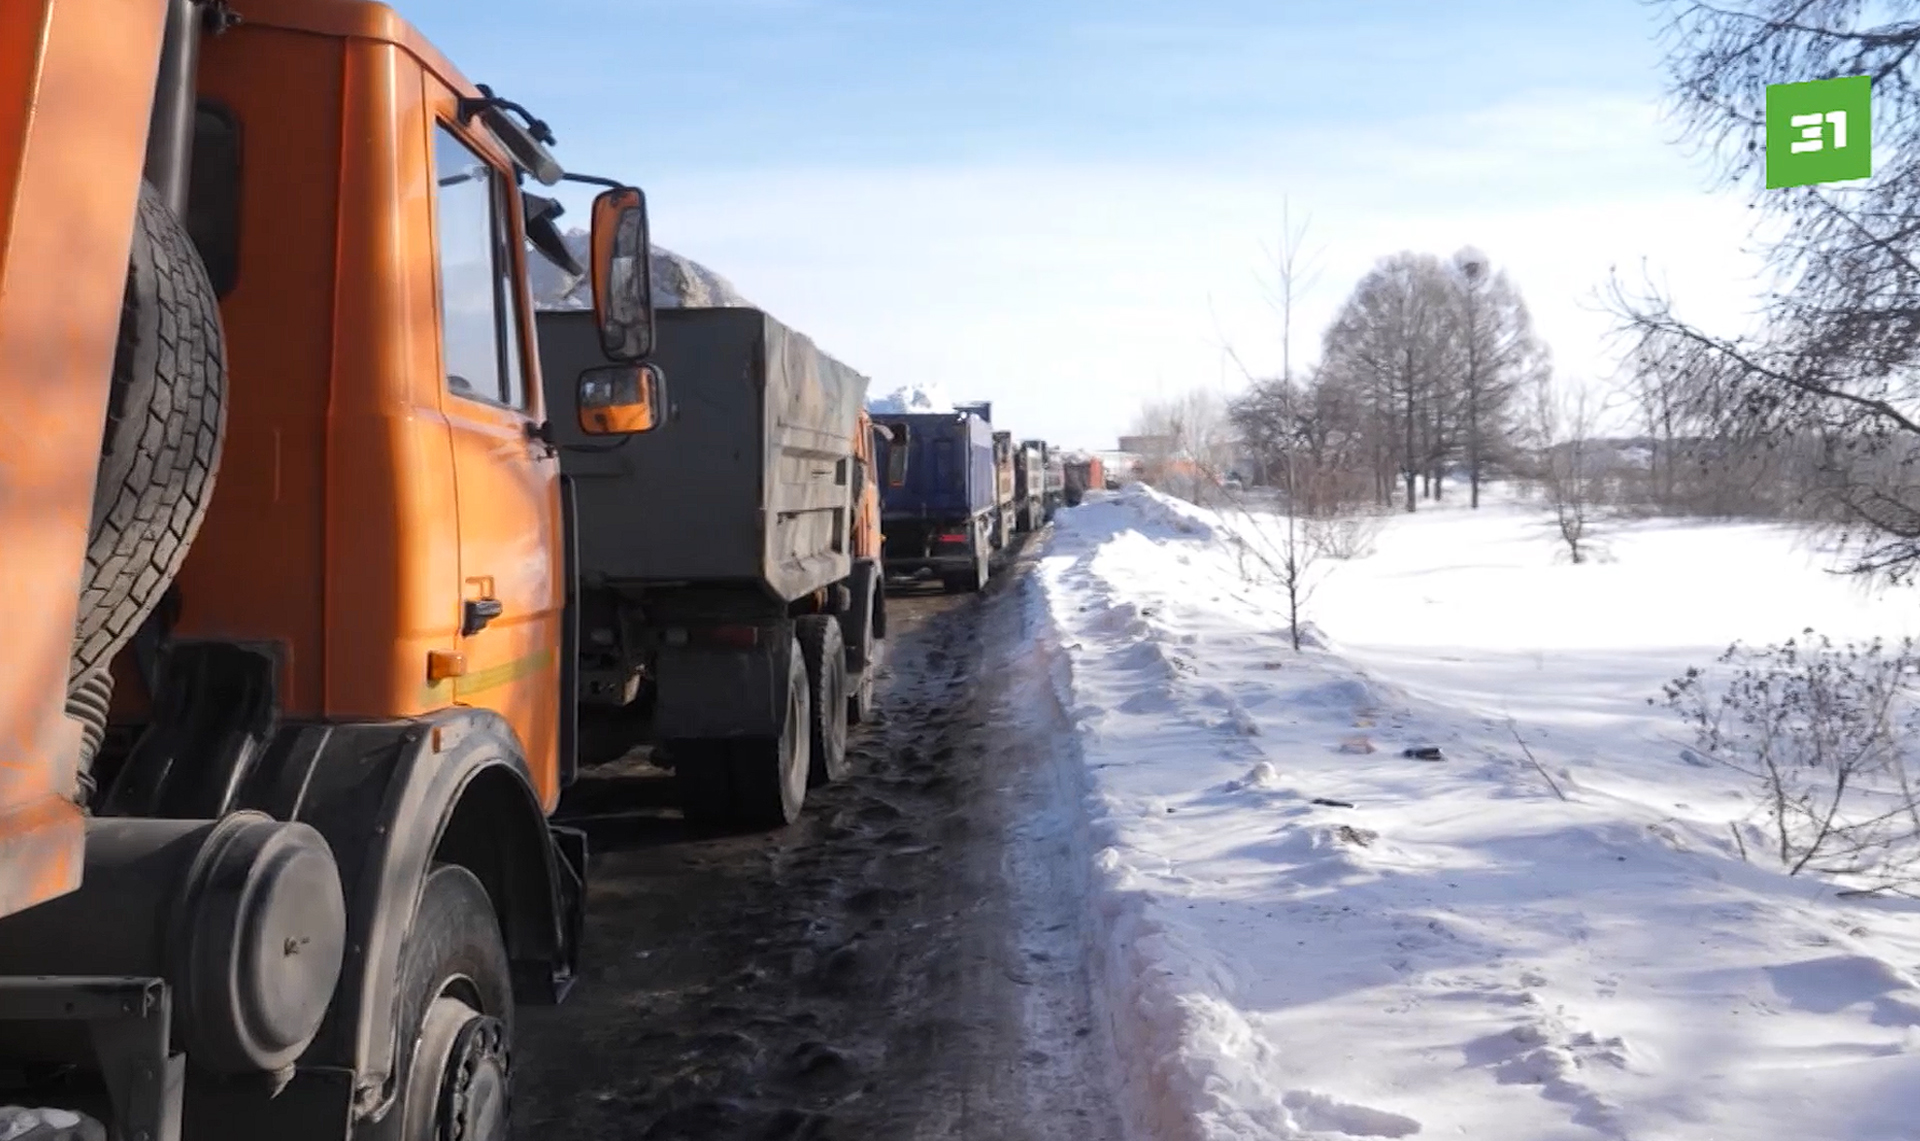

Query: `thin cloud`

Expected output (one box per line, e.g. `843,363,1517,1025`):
584,85,1764,451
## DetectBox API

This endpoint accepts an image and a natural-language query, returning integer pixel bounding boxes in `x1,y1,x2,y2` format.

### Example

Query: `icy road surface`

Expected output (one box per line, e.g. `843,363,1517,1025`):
512,537,1120,1141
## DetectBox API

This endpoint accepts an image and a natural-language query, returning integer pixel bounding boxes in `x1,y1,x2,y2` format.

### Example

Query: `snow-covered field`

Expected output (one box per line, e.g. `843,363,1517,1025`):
1036,482,1920,1141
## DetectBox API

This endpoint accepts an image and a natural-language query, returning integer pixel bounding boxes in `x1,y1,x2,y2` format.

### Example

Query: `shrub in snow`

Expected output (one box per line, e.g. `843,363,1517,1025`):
1305,510,1387,561
1660,629,1920,891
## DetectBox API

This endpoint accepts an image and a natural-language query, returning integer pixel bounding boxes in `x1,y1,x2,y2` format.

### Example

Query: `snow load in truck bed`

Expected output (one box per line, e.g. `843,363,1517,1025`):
528,229,752,310
867,383,954,414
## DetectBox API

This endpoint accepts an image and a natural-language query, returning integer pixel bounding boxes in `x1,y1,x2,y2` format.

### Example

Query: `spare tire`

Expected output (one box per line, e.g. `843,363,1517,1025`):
71,180,227,683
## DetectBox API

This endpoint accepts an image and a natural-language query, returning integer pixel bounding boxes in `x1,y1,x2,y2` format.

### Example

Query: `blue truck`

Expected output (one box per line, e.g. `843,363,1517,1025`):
871,408,998,592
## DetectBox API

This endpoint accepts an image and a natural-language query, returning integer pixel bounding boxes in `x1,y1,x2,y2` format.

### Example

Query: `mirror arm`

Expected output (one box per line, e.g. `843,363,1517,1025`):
561,172,626,190
459,84,555,145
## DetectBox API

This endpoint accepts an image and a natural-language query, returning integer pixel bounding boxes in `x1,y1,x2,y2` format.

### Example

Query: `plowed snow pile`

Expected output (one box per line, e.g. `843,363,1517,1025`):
1039,483,1920,1141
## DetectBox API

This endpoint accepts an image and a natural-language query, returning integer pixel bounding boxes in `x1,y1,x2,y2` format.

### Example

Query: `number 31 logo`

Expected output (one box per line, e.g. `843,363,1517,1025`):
1767,76,1872,188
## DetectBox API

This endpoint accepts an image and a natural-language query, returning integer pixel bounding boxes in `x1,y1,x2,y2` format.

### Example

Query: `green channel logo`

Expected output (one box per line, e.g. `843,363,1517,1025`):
1766,75,1872,189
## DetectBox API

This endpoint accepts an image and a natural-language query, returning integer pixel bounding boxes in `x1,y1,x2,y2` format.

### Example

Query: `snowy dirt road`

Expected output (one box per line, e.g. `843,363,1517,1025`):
510,539,1120,1141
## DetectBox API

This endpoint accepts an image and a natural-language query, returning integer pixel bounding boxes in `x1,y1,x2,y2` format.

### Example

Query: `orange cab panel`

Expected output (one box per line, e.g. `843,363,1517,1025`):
160,13,561,807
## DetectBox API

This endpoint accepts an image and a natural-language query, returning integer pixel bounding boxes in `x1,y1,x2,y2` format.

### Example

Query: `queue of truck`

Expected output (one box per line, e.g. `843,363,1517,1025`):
0,4,1079,1139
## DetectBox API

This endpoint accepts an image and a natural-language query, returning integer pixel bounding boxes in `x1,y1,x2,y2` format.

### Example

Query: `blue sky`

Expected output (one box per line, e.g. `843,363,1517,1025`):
400,0,1770,450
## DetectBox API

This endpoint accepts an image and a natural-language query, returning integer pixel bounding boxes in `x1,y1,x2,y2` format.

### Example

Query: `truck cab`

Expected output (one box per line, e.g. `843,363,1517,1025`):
0,3,661,1137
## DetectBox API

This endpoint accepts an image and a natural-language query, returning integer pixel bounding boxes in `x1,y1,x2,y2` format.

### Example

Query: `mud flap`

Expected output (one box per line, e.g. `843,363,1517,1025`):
840,560,880,672
652,636,792,741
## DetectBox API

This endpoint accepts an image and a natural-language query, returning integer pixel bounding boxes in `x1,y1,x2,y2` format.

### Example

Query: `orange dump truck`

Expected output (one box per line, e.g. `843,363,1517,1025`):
0,2,664,1137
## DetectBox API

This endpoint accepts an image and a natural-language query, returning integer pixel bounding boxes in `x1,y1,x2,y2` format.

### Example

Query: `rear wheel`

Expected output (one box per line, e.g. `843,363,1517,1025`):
797,615,850,787
376,863,513,1141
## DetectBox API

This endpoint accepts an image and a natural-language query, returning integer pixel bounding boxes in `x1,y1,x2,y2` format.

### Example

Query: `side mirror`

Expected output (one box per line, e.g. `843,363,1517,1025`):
578,363,666,435
590,186,655,362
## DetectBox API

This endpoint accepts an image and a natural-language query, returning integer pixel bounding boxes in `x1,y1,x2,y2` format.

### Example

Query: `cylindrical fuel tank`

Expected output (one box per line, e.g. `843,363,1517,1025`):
0,812,347,1075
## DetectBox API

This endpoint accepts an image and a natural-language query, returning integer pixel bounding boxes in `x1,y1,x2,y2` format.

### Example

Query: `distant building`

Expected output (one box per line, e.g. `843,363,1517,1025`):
1118,434,1176,455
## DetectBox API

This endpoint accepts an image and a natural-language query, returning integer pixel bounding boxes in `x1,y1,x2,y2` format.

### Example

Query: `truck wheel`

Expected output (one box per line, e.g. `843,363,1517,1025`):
797,616,850,787
73,180,227,682
378,863,513,1141
674,640,812,829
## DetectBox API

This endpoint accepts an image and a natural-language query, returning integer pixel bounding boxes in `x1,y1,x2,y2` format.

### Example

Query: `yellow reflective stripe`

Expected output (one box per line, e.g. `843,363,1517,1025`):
420,646,555,708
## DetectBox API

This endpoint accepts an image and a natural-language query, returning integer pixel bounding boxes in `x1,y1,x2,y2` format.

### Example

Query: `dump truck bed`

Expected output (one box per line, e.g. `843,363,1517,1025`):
539,307,870,601
873,411,996,521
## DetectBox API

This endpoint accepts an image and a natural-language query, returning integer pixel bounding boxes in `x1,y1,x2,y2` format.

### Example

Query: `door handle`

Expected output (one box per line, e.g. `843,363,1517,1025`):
463,597,504,637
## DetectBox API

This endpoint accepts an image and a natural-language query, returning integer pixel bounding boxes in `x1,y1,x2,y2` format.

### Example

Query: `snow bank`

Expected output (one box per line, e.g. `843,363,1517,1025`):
1039,481,1920,1141
866,383,955,415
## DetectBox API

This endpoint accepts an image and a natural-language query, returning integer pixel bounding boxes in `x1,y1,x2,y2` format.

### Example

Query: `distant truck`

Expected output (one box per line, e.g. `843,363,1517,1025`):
1014,439,1057,532
957,400,1018,550
990,431,1017,548
872,407,997,592
1063,455,1104,506
539,306,884,829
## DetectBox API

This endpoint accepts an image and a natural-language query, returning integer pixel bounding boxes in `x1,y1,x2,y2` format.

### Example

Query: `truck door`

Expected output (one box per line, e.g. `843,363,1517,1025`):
427,115,563,802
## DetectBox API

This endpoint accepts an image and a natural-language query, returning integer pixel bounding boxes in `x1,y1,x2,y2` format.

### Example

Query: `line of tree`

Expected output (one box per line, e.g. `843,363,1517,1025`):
1606,0,1920,585
1229,247,1550,515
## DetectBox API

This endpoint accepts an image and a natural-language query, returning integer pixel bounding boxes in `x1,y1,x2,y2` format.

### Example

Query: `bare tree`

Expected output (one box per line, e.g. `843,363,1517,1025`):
1141,383,1333,650
1128,388,1236,503
1201,198,1340,648
1534,374,1606,564
1612,0,1920,584
1320,252,1460,513
1243,378,1325,650
1451,247,1550,508
1265,199,1326,400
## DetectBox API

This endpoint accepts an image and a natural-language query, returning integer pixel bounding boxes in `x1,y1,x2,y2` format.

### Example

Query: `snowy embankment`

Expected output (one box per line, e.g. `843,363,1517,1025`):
1038,484,1920,1141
